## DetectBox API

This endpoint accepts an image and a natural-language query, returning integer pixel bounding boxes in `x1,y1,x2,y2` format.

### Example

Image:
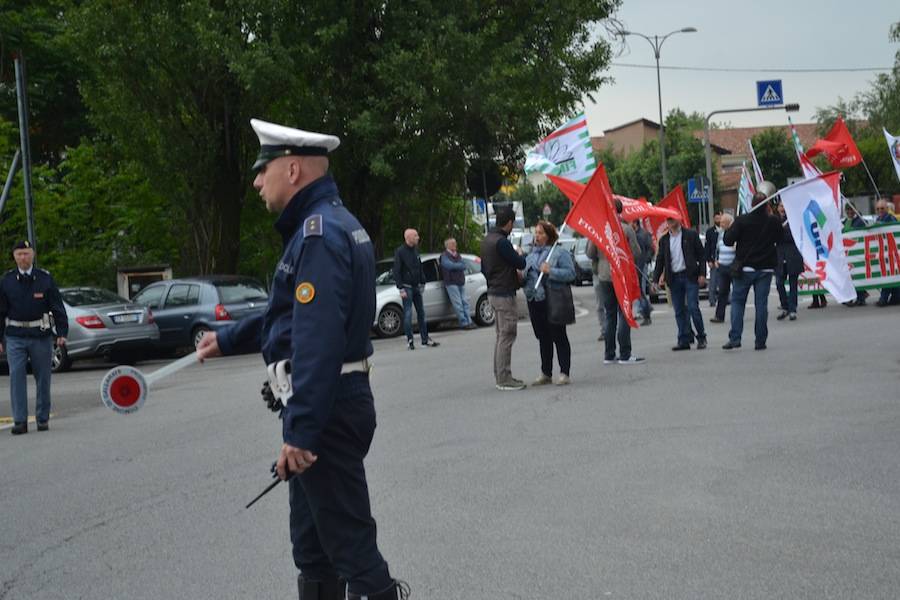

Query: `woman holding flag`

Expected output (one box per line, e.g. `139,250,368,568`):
522,221,576,386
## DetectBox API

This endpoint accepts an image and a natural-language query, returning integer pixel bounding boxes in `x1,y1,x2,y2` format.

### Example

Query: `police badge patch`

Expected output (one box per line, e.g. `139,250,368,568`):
295,282,316,304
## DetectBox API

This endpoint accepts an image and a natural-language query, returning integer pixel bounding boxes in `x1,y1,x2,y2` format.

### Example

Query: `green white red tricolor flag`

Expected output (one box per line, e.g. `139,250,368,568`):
884,127,900,184
789,117,821,180
778,172,856,303
525,114,597,183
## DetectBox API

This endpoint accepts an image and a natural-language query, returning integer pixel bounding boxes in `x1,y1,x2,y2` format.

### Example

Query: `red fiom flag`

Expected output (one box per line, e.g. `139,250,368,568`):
547,175,681,222
646,185,691,242
560,166,641,328
804,116,862,168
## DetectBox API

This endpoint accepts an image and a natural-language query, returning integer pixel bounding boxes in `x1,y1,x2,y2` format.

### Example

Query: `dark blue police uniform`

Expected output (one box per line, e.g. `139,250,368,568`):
217,174,394,597
0,265,68,428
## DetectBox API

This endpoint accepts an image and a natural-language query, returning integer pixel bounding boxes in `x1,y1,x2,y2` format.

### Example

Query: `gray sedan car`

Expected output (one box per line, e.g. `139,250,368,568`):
131,276,268,352
373,253,494,338
55,287,159,371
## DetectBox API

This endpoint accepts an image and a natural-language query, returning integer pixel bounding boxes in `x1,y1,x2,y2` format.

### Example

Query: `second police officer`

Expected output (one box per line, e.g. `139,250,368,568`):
196,119,407,600
0,240,68,435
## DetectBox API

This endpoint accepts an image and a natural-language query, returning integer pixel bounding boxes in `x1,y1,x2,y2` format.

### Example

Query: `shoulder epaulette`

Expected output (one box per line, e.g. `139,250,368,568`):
304,214,323,238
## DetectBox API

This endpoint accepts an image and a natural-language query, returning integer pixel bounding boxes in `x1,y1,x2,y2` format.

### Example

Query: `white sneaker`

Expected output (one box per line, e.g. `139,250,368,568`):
532,374,552,386
554,374,570,386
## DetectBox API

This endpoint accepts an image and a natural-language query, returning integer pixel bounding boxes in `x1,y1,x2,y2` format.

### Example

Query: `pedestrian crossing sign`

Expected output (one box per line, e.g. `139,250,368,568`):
756,80,783,107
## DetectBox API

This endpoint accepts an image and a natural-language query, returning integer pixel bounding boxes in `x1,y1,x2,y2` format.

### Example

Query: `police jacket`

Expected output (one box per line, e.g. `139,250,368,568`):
723,208,784,271
217,175,375,452
392,243,424,288
0,267,68,339
480,228,525,296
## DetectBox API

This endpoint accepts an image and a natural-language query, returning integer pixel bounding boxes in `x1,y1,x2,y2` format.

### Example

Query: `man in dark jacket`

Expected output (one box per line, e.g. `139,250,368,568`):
705,211,723,307
844,204,869,306
481,206,526,390
774,202,804,320
722,190,784,350
440,237,475,329
393,228,439,350
653,217,707,351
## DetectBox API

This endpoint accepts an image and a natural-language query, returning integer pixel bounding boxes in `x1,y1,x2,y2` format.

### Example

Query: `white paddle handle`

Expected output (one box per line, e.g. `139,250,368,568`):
144,351,199,386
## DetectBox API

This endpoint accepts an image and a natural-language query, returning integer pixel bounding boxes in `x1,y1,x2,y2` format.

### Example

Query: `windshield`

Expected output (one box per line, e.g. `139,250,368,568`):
215,280,268,303
62,288,129,306
558,239,577,252
575,238,588,253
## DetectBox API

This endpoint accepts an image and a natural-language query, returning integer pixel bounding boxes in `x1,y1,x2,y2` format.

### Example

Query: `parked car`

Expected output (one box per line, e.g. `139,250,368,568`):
556,237,592,286
373,253,494,338
131,276,268,351
1,286,160,373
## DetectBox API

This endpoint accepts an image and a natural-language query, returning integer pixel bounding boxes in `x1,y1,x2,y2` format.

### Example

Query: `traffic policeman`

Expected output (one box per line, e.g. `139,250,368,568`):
0,240,68,435
196,119,407,600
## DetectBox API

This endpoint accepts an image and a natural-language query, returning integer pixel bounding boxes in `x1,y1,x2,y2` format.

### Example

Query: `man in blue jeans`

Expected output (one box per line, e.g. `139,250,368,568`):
653,217,707,351
440,237,476,329
393,228,439,350
0,240,68,435
722,188,784,350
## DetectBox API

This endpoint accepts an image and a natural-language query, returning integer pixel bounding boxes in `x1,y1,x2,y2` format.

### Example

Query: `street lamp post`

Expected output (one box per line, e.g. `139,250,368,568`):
621,27,697,200
703,103,800,227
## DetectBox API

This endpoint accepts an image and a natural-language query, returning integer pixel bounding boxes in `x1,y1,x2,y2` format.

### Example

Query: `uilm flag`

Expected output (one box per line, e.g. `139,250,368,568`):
559,166,642,327
804,116,862,169
778,172,856,303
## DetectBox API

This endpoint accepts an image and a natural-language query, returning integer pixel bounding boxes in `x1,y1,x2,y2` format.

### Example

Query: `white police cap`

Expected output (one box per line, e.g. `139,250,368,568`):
250,118,340,171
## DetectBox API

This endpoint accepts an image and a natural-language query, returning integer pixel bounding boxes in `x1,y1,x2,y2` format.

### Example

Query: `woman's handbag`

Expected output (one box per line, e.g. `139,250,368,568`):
547,282,576,325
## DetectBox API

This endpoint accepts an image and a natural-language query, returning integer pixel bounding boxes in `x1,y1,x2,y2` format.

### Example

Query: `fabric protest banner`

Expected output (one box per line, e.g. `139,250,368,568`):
798,222,900,295
884,128,900,184
546,175,681,222
789,117,821,180
805,116,862,169
644,185,690,242
779,172,856,303
737,162,755,214
747,139,764,185
524,114,597,183
559,166,641,327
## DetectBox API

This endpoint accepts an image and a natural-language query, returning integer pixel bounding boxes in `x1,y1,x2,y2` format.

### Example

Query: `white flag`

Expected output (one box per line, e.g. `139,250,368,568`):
778,172,856,303
884,127,900,184
737,162,755,214
747,139,763,185
525,114,596,183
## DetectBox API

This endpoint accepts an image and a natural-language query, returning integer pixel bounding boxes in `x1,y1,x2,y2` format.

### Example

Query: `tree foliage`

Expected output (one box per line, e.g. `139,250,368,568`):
599,109,715,204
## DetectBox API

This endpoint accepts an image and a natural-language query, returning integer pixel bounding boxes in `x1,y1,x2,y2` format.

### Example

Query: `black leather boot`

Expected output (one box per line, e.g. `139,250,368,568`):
298,574,345,600
11,422,27,435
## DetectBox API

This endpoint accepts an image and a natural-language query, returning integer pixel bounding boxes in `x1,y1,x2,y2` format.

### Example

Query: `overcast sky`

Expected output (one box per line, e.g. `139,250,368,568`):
583,0,898,135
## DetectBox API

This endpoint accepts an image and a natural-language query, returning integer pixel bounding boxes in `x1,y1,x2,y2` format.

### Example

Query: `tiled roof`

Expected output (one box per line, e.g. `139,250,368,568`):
692,123,819,154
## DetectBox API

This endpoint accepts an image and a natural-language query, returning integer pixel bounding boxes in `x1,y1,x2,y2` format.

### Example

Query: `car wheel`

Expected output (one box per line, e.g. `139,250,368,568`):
192,326,212,349
52,344,72,373
474,294,495,326
375,304,403,338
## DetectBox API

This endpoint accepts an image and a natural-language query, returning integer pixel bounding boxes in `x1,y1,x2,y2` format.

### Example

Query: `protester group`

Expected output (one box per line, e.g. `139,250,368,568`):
391,193,900,392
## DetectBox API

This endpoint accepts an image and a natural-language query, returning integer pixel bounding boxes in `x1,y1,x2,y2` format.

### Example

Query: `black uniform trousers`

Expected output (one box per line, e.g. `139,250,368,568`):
288,371,392,595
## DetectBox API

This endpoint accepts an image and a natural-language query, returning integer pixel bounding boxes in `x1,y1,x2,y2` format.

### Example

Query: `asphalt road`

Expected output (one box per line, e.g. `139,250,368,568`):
1,287,898,599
